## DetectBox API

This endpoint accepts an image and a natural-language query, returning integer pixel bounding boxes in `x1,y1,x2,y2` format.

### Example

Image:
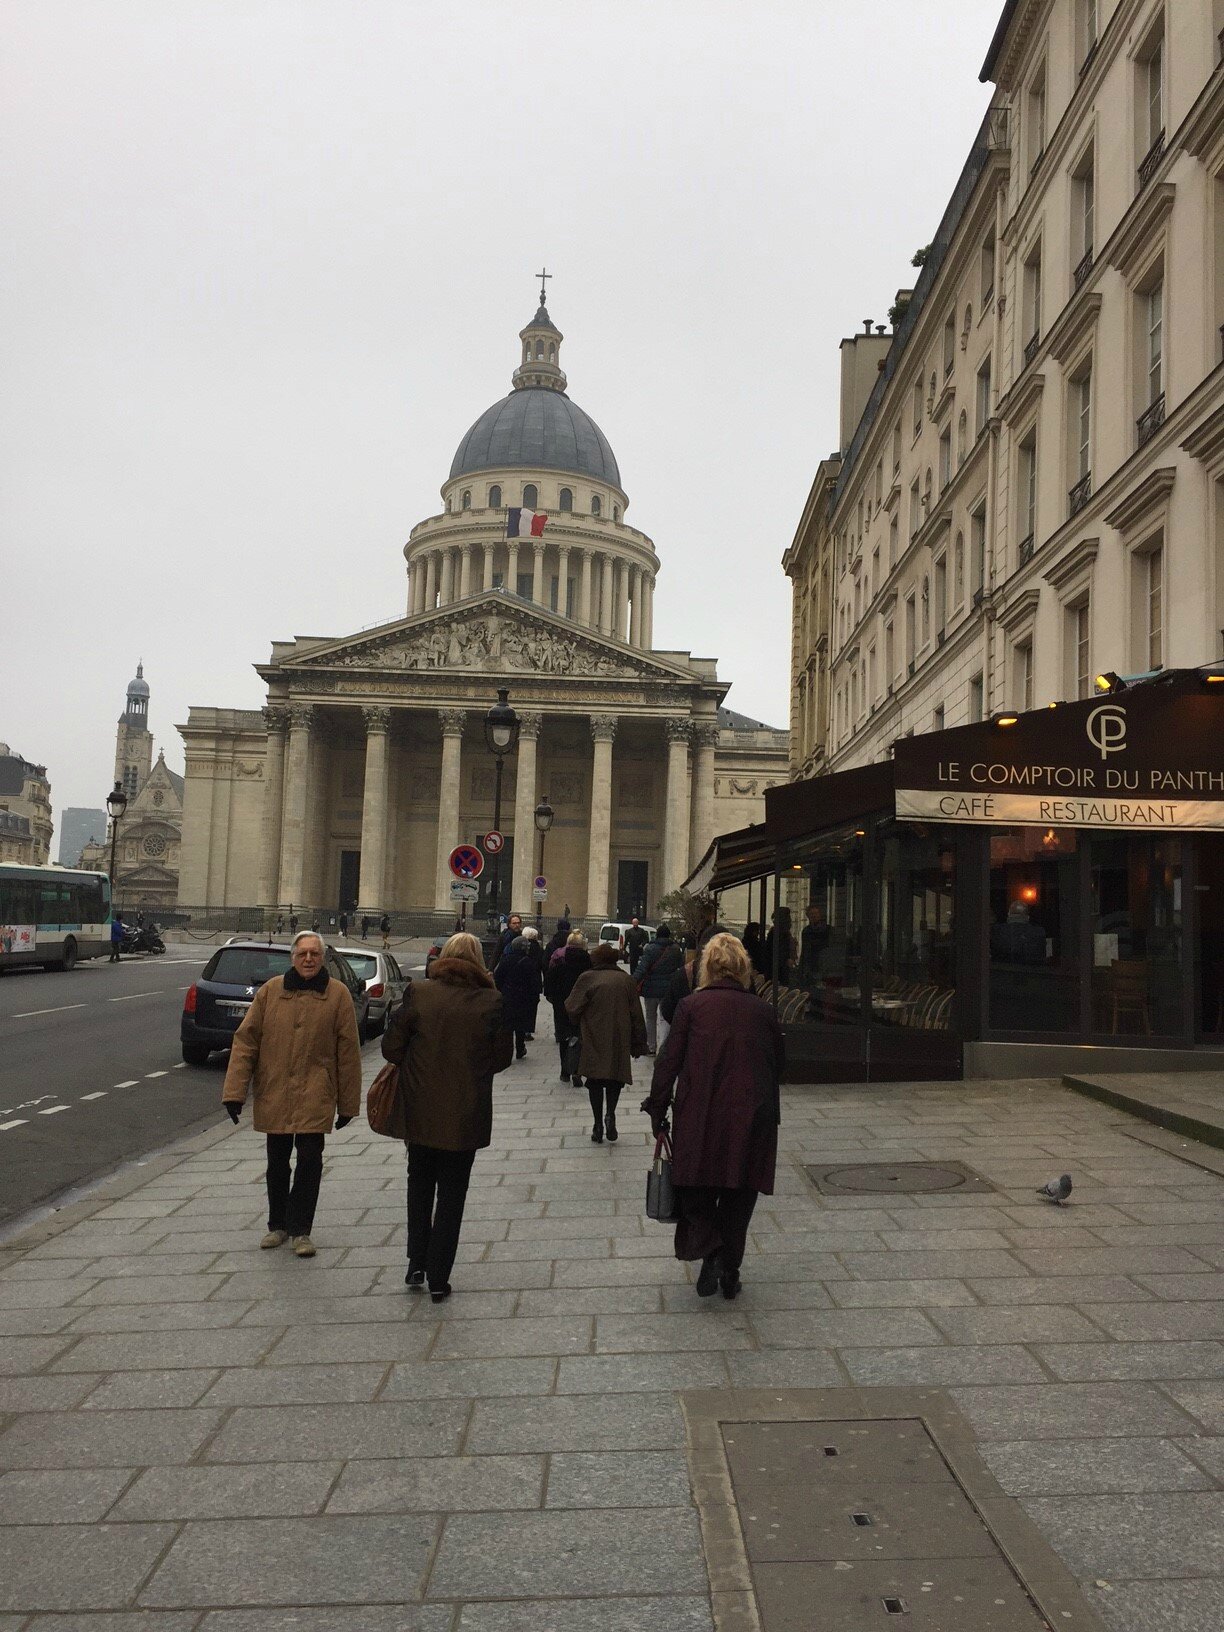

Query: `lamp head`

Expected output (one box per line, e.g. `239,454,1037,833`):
106,781,128,820
484,687,520,756
533,796,554,834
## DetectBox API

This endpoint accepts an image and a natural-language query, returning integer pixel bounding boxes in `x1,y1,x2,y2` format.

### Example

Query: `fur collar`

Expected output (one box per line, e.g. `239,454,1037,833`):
429,956,494,989
591,944,622,969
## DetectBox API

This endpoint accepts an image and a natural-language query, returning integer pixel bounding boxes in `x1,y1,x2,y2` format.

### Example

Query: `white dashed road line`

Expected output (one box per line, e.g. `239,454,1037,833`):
109,992,158,1002
80,1092,107,1101
11,1003,88,1019
114,1080,139,1088
173,1062,187,1069
38,1106,69,1116
0,1120,28,1131
146,1070,169,1079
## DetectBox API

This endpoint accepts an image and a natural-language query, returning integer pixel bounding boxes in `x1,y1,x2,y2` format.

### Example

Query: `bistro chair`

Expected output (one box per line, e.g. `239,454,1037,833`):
1109,959,1152,1035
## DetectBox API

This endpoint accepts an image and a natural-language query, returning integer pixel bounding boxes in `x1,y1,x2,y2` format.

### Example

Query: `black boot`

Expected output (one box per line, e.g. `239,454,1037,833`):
604,1085,621,1143
720,1270,742,1300
696,1254,722,1297
604,1110,618,1142
588,1084,604,1143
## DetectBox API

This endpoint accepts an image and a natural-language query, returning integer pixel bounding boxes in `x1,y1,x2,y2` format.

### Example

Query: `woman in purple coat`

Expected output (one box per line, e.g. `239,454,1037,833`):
644,933,784,1300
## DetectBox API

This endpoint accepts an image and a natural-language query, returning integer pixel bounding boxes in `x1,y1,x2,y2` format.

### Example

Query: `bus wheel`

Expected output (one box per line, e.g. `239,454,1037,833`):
58,938,78,972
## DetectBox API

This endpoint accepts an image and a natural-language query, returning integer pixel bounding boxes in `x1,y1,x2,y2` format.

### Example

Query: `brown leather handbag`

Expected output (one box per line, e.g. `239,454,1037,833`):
366,1061,407,1140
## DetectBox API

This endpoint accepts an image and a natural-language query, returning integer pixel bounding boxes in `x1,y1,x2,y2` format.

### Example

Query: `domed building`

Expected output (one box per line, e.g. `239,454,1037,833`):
177,292,787,922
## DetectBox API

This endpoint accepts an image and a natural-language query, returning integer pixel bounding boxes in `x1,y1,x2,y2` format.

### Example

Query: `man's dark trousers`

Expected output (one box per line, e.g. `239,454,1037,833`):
265,1133,326,1236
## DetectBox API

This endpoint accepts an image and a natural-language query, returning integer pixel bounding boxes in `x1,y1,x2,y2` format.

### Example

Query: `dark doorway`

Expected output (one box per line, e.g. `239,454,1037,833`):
475,835,514,918
617,860,649,921
338,850,361,913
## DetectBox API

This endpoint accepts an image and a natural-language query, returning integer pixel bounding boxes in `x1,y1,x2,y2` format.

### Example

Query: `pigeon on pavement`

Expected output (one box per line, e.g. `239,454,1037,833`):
1036,1174,1073,1204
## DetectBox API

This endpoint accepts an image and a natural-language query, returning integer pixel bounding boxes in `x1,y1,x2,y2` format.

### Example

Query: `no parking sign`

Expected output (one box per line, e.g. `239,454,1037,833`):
448,844,485,880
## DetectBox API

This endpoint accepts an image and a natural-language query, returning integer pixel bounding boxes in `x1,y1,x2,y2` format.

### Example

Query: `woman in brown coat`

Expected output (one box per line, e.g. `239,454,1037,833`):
644,933,784,1300
222,932,363,1258
565,942,648,1144
382,932,513,1301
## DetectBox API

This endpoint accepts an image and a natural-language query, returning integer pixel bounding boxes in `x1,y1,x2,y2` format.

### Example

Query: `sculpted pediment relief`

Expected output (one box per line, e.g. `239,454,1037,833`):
289,597,695,684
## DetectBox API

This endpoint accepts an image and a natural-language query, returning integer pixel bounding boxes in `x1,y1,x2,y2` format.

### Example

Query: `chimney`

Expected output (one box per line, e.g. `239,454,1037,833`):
839,323,893,451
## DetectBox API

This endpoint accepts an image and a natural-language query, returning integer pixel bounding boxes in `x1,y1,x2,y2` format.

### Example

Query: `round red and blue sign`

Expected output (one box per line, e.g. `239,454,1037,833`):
448,844,485,880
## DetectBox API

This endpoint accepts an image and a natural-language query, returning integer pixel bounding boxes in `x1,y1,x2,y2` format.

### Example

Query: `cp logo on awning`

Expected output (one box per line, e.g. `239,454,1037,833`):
1087,703,1127,759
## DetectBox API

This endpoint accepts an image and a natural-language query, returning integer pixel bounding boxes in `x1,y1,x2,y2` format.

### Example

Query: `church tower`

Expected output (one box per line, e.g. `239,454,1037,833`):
114,662,154,798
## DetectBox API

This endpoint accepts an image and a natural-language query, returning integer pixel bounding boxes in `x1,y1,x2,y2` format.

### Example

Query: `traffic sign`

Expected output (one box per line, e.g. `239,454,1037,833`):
534,876,547,890
532,886,548,902
448,844,485,880
449,880,480,903
483,830,505,855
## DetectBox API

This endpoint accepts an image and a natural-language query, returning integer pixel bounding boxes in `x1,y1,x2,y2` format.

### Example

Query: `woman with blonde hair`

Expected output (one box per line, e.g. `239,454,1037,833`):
644,932,784,1299
382,931,513,1301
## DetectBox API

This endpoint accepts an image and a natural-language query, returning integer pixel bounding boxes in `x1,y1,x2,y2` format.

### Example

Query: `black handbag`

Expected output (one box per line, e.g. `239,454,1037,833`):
646,1130,678,1222
563,1032,583,1079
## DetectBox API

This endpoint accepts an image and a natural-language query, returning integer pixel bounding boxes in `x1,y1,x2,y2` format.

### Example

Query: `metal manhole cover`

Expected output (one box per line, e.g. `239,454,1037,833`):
805,1160,995,1196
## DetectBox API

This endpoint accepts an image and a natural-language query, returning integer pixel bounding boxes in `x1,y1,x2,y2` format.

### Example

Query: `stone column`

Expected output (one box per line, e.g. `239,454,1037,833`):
359,706,391,912
557,544,571,618
600,554,614,635
257,705,288,907
662,717,692,894
405,562,416,618
579,549,593,624
532,541,545,605
433,709,466,910
277,703,314,907
688,718,720,872
615,561,630,641
507,541,520,597
510,711,543,912
642,575,655,648
483,542,495,591
629,566,642,646
424,551,438,611
586,714,617,919
459,545,472,600
440,549,455,605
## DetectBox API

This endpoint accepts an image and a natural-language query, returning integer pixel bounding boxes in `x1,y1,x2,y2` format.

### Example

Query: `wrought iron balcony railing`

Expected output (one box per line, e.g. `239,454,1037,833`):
1137,393,1166,448
1074,248,1094,291
1017,533,1035,567
1023,331,1040,367
1069,473,1092,517
1138,129,1166,189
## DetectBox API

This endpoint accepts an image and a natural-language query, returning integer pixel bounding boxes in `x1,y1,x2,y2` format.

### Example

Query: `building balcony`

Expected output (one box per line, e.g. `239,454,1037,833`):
1073,248,1094,291
1068,472,1092,517
1017,534,1035,567
1138,129,1166,190
1137,393,1166,448
1023,331,1040,367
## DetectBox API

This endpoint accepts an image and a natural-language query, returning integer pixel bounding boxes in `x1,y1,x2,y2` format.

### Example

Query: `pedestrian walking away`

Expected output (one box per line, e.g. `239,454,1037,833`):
544,917,571,961
380,912,391,950
633,922,684,1054
109,912,124,962
495,932,543,1058
543,928,592,1083
339,910,348,937
221,931,363,1258
382,932,514,1301
644,932,784,1300
565,942,648,1144
361,914,370,940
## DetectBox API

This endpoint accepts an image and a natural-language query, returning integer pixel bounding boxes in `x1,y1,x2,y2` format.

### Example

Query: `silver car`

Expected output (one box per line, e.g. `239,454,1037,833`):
333,946,409,1034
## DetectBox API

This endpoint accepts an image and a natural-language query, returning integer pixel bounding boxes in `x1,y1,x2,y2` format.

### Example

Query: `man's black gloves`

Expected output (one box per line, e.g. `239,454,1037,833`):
335,1114,353,1130
224,1102,241,1125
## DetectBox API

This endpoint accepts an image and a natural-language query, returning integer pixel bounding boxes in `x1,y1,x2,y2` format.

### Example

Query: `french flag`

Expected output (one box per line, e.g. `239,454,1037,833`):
506,508,547,539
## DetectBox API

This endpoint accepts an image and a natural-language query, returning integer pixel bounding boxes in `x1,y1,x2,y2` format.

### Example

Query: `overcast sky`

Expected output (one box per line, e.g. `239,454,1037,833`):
3,0,993,822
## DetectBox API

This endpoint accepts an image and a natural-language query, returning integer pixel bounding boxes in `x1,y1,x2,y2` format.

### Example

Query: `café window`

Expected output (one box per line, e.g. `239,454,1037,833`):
1090,834,1184,1037
871,820,957,1032
794,825,866,1028
989,826,1080,1032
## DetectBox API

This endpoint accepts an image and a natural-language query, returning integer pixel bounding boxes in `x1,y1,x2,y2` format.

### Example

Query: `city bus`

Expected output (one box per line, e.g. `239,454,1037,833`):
0,864,112,971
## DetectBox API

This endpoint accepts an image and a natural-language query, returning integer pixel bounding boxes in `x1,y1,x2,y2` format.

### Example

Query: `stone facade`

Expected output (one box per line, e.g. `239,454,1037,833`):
178,296,787,921
0,744,52,864
790,1,1224,769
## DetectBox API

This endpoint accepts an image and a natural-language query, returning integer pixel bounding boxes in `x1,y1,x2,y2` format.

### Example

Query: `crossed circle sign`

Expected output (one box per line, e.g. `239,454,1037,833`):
448,844,485,879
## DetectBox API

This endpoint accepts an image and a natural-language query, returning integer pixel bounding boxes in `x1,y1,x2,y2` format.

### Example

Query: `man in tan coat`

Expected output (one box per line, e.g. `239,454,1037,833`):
222,932,362,1257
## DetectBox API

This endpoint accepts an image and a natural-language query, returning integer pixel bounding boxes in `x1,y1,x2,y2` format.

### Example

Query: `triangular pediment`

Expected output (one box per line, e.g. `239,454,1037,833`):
277,592,703,684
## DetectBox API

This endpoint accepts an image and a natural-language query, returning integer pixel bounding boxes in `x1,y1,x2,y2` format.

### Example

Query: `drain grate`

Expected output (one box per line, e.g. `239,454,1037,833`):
804,1160,995,1196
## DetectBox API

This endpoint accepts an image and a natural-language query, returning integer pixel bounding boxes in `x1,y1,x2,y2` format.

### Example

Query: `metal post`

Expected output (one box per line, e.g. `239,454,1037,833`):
536,824,547,929
490,755,505,920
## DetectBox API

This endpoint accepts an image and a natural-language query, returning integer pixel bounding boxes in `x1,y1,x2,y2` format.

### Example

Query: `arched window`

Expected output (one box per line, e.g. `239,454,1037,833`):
446,497,453,512
559,487,573,512
488,485,501,508
523,343,530,362
461,489,471,510
535,340,544,359
612,504,620,522
548,343,556,361
591,494,602,517
523,483,538,509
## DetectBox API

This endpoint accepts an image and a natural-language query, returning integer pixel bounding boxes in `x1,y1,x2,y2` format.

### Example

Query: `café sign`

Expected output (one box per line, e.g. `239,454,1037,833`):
894,675,1224,831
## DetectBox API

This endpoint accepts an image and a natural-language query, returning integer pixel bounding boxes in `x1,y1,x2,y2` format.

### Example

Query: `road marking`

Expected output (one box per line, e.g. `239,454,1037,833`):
80,1092,107,1101
11,1003,88,1019
109,991,158,1002
38,1106,69,1116
114,1080,138,1088
0,1119,28,1131
173,1062,187,1069
146,1070,169,1079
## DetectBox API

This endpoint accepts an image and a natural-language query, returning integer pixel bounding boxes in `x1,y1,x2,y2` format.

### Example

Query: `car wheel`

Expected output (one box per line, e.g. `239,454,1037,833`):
181,1044,211,1066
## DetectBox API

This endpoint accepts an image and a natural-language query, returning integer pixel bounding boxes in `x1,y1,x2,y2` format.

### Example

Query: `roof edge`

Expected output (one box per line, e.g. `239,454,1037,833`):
980,0,1020,82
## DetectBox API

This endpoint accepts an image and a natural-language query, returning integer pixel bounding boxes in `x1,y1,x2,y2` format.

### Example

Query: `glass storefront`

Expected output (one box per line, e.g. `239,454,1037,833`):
988,826,1080,1032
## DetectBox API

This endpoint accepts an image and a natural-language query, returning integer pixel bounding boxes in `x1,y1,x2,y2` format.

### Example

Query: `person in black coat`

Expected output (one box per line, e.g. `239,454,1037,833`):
742,922,768,979
494,934,542,1059
543,931,593,1083
544,918,572,961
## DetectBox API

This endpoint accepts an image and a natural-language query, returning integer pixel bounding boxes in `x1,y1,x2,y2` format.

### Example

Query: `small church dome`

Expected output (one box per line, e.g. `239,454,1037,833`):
127,662,150,701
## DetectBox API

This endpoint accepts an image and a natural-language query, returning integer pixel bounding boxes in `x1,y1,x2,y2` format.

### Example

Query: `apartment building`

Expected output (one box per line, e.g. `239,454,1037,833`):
810,0,1224,772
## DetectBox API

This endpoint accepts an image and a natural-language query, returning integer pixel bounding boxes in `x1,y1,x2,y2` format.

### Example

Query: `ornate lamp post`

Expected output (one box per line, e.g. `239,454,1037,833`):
533,794,554,929
106,781,128,914
483,687,520,932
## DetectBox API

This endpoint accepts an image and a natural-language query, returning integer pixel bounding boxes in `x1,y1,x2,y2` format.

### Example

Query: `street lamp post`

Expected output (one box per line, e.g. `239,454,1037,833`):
483,688,520,934
533,795,554,929
105,781,128,917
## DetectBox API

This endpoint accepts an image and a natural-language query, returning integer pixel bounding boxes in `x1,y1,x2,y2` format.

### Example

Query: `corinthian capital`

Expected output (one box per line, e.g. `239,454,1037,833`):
694,720,721,750
362,706,392,734
518,711,544,741
664,716,692,745
590,714,618,743
286,703,315,733
262,704,290,735
439,708,467,738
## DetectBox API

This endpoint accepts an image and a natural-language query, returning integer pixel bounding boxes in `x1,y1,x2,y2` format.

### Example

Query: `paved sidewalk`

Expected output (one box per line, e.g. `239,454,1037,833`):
2,1050,1224,1629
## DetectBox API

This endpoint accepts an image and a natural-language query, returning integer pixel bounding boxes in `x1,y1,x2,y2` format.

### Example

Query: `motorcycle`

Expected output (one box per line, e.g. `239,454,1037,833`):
120,923,166,955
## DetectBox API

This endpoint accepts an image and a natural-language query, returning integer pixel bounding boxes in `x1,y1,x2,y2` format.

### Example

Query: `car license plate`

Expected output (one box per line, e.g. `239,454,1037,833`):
218,1001,251,1017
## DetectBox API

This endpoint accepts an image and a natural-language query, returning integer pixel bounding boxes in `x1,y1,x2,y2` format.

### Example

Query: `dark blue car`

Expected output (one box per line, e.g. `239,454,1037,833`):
181,939,369,1065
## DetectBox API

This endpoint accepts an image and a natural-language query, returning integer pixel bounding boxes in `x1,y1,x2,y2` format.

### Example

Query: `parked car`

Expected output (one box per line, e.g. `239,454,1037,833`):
598,921,655,962
180,939,372,1065
333,946,409,1034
